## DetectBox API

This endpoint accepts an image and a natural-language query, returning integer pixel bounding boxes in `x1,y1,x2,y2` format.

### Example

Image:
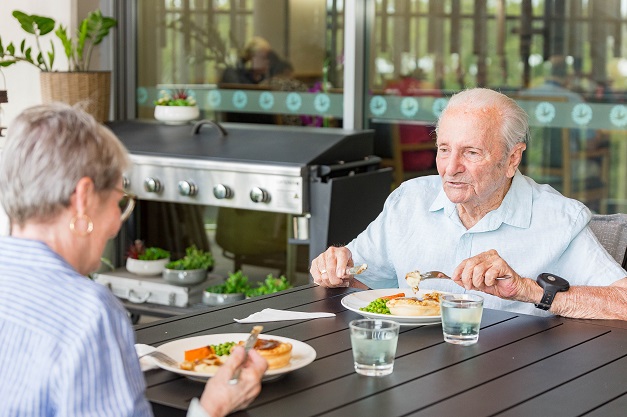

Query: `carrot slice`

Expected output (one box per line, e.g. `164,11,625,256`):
184,346,214,362
379,292,406,300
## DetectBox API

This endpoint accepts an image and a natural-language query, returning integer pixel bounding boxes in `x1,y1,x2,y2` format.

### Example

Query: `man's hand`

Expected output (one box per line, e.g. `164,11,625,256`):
310,246,353,287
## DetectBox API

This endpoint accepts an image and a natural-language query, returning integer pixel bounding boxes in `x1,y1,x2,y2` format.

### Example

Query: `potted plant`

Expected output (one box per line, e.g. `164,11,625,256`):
0,10,117,122
203,270,250,305
153,89,200,125
163,245,213,286
125,240,170,276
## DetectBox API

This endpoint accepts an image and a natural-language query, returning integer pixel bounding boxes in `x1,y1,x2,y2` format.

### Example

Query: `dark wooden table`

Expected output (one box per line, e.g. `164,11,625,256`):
135,285,627,417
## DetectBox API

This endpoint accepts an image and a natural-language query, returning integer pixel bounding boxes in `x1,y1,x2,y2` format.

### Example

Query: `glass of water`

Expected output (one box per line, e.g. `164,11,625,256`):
349,319,400,376
440,293,484,345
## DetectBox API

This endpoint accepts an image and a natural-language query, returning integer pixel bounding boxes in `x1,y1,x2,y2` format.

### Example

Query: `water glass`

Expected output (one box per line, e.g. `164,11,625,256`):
440,293,484,346
349,319,400,376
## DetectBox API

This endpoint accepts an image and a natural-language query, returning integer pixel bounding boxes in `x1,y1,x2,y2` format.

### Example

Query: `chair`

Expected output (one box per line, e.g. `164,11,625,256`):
379,123,438,188
588,213,627,270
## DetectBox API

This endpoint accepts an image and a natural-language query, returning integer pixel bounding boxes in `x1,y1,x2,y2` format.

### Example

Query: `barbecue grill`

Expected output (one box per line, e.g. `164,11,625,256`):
107,120,392,283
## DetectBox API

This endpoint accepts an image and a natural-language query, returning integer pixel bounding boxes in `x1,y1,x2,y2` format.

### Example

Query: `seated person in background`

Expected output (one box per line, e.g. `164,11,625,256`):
0,103,267,417
261,56,308,126
221,36,272,85
310,88,627,320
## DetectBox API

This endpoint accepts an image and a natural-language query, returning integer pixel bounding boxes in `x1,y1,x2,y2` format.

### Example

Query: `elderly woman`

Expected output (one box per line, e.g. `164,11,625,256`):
0,103,267,417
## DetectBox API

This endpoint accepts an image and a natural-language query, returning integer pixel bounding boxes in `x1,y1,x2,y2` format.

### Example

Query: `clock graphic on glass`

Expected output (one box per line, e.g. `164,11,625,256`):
259,92,274,110
535,102,556,124
369,96,387,116
286,92,302,112
207,90,221,108
232,90,248,109
571,103,593,126
314,93,331,113
609,104,627,128
400,97,419,118
432,98,448,117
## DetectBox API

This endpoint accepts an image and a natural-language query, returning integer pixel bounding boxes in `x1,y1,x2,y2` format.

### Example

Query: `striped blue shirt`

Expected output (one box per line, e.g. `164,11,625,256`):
0,237,152,416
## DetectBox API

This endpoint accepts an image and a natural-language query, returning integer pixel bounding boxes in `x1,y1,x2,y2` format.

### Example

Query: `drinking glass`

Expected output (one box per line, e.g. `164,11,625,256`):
440,293,484,345
349,319,400,376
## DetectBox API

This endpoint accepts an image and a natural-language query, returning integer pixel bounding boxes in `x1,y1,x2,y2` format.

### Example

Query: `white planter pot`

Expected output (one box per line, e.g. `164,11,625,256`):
126,257,170,276
154,105,200,125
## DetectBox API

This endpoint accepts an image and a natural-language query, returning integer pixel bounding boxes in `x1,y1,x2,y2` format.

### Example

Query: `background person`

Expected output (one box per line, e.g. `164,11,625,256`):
310,88,627,320
0,103,267,417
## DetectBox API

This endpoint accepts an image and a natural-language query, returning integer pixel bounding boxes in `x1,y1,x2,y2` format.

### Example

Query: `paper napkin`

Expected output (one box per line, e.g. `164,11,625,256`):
135,344,159,372
234,308,335,323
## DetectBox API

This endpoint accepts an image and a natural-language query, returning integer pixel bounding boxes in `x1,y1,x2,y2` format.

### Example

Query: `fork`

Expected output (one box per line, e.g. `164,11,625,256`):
138,350,179,367
421,270,511,280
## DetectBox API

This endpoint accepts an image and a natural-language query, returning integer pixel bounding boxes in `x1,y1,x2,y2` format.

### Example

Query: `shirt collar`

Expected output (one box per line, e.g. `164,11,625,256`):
429,171,532,231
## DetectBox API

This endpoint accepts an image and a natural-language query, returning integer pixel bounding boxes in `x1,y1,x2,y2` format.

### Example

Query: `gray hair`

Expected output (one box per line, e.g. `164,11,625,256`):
436,88,530,153
0,102,130,226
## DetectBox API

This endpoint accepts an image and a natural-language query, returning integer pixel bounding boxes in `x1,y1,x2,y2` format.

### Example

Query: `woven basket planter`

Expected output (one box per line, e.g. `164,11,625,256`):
40,71,111,123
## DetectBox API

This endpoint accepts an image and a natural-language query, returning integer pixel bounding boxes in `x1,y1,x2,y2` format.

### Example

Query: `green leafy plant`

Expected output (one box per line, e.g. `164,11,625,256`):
206,271,251,294
246,274,292,297
126,240,170,261
0,10,117,71
165,245,214,270
154,89,197,106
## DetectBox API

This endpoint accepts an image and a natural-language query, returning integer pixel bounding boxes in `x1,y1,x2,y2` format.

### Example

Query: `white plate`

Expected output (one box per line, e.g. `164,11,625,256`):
342,289,445,326
154,334,316,382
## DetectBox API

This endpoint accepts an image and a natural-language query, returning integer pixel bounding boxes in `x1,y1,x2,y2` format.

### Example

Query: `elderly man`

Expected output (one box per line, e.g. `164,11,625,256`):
311,88,627,320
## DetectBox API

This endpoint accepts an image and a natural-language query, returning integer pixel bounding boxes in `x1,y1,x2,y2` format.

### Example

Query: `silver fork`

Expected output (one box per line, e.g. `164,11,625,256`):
138,350,179,367
421,270,511,280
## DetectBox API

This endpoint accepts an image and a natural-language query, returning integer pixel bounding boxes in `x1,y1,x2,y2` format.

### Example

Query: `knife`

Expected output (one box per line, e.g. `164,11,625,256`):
229,325,263,384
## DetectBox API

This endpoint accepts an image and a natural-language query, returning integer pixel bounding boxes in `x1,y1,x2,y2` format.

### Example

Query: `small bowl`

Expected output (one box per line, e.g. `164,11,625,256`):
202,291,246,306
126,258,170,276
162,268,208,286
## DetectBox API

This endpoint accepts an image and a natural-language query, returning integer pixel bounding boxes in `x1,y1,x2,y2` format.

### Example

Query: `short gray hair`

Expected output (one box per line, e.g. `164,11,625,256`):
436,88,530,153
0,103,130,226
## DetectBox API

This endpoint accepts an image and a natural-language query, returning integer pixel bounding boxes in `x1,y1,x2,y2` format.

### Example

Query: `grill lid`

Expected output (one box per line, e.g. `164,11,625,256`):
106,120,374,167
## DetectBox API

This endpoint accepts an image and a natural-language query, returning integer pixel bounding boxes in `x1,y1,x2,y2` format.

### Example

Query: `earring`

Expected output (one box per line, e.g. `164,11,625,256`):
69,214,94,236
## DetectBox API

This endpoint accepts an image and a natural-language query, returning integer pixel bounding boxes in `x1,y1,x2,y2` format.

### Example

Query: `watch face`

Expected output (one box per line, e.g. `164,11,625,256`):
538,273,570,291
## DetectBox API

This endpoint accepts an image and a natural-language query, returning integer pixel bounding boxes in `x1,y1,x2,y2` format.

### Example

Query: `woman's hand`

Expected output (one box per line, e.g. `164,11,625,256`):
199,346,268,417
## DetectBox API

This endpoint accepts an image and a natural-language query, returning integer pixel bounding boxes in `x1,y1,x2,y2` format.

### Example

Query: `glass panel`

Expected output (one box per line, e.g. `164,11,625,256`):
136,0,344,128
367,0,627,214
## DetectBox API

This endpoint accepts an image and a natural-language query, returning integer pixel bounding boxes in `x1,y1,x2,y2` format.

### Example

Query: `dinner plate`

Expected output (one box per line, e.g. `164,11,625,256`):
154,333,316,382
341,288,445,326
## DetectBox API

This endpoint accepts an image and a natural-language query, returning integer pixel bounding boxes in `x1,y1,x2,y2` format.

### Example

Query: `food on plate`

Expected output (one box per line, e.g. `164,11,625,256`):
359,292,405,314
405,270,423,293
179,338,292,373
386,292,443,316
239,338,293,369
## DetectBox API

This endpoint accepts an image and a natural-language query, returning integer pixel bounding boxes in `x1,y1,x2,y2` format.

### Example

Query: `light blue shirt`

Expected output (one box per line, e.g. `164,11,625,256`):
347,172,626,317
0,237,152,417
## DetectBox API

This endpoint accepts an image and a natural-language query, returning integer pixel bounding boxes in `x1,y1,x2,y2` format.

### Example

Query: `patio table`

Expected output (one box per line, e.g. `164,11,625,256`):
135,284,627,417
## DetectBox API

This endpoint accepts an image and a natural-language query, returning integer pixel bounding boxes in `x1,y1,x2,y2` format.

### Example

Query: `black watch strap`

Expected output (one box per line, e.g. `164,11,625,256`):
535,273,570,311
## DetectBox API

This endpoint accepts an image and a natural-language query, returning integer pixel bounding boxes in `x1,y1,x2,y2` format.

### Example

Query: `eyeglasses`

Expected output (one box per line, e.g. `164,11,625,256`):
116,188,137,222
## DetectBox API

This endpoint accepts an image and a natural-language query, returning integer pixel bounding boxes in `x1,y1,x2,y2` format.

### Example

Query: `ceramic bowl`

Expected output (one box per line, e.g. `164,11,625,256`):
162,268,208,286
126,257,170,276
154,105,200,125
202,291,246,306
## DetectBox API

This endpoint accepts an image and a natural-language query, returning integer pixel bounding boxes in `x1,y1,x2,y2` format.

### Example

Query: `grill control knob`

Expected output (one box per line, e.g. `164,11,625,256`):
122,176,131,189
250,187,270,203
178,180,198,197
213,184,233,199
144,177,162,193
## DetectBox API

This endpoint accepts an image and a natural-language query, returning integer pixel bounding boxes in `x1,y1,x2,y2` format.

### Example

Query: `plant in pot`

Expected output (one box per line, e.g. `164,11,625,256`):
0,10,117,122
126,240,170,276
153,89,200,125
203,270,251,306
163,245,214,286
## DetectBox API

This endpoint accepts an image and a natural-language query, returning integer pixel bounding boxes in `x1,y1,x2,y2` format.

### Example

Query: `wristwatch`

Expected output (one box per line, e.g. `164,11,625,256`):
535,273,570,311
